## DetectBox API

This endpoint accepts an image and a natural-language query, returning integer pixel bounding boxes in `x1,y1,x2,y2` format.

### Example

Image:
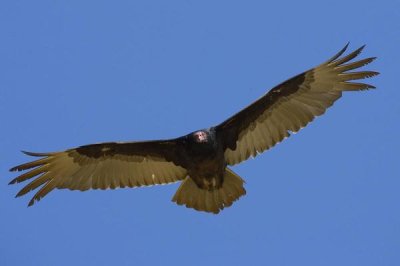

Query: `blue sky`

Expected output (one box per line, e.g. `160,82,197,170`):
1,1,399,265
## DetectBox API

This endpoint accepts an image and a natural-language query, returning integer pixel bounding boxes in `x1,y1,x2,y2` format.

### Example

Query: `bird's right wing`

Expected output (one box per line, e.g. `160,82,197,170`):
9,139,189,206
216,44,379,165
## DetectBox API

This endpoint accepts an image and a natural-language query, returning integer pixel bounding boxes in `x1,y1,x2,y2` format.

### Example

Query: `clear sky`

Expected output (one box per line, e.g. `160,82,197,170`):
1,1,399,265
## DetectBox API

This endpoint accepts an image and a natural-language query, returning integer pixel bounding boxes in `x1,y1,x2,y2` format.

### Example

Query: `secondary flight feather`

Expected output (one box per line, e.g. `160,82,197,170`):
10,44,379,214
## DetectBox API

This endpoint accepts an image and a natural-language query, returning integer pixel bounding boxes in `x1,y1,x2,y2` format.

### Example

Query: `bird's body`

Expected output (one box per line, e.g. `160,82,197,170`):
10,44,379,214
182,129,226,190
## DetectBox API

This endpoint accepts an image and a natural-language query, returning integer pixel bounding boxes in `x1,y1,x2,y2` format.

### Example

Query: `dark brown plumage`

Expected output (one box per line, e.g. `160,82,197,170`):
9,44,379,214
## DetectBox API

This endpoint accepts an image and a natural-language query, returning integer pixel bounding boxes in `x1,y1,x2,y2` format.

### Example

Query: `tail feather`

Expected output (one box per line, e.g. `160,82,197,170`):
172,168,246,214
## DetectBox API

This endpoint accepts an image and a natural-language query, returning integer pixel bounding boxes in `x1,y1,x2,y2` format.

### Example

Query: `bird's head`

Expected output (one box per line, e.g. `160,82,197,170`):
186,128,216,146
192,131,209,143
184,129,218,154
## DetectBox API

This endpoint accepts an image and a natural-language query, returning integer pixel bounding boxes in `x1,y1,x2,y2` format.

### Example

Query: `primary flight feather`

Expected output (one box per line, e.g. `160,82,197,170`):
10,44,379,214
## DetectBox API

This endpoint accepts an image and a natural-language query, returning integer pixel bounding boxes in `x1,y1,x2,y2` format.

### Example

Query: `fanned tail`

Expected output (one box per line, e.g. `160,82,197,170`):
172,168,246,214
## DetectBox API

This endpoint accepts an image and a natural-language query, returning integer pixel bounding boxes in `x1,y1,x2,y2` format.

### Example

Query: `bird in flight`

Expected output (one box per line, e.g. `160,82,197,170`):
9,44,379,214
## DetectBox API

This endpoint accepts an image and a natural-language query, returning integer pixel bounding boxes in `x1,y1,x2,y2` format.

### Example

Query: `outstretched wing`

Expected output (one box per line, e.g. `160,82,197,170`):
9,139,188,206
217,44,379,165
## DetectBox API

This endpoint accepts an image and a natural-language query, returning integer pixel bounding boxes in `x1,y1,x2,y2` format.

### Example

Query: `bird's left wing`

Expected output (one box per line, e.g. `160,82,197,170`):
9,139,188,206
216,44,379,165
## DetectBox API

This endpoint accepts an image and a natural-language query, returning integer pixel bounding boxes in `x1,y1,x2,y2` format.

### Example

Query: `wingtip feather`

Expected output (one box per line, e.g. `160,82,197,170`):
342,42,350,52
9,166,18,172
28,199,35,207
329,45,368,67
21,150,49,157
325,43,349,63
16,190,25,198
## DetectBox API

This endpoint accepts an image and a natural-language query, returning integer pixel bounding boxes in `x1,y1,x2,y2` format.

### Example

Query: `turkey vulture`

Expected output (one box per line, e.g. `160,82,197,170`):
9,44,379,214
